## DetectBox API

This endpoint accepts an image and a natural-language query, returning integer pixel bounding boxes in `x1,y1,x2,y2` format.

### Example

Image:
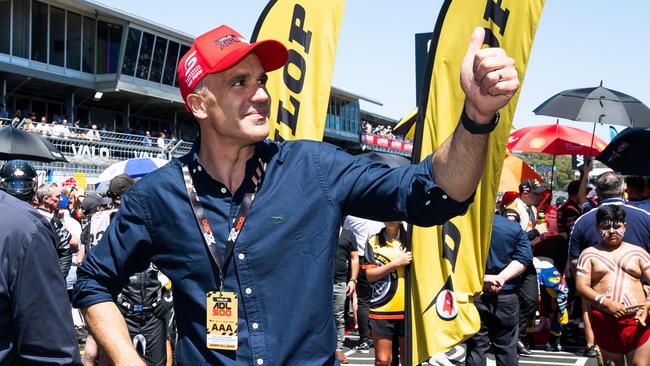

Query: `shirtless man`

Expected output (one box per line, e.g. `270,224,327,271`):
576,205,650,366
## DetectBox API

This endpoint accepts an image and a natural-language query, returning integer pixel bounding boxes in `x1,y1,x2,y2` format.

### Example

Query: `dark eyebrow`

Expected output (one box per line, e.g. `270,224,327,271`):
226,73,250,86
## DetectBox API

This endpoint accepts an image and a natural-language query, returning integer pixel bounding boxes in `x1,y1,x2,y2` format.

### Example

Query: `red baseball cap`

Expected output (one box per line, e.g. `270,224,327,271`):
177,25,288,111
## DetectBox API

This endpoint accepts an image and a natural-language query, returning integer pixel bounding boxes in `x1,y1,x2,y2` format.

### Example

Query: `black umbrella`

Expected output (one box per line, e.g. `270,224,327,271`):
596,127,650,176
0,127,68,162
533,82,650,127
357,151,411,168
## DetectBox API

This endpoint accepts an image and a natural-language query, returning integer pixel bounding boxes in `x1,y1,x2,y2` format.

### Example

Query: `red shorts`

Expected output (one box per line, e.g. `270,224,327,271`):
591,309,650,354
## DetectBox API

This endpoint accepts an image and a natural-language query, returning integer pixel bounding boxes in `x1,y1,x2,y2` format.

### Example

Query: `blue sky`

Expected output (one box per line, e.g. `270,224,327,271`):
98,0,648,141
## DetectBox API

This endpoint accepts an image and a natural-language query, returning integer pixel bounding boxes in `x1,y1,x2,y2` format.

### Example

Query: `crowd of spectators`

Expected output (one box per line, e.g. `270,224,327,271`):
1,107,186,148
361,120,409,141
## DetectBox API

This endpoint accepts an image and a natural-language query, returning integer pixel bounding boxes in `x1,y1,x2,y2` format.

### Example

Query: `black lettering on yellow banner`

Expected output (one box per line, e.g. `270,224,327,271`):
408,0,545,364
252,0,345,142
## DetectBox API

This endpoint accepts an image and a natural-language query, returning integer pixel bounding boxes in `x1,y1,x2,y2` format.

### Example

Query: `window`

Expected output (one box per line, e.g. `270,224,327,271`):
82,16,94,73
66,12,81,70
148,36,167,83
0,0,10,54
162,41,179,86
49,6,65,66
121,27,141,77
175,45,190,87
136,32,154,79
96,20,122,74
13,0,31,58
32,1,48,62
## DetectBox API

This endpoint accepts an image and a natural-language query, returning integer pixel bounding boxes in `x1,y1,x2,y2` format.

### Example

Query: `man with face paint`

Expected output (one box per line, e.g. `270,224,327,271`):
569,171,650,357
576,205,650,365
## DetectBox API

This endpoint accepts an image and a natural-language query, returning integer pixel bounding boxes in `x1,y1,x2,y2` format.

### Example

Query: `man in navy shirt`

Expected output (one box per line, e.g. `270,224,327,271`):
0,190,82,365
570,172,650,261
74,25,520,365
465,213,532,366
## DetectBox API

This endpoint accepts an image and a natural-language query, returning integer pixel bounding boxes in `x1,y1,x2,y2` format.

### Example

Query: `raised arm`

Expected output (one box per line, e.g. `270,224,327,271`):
432,27,519,201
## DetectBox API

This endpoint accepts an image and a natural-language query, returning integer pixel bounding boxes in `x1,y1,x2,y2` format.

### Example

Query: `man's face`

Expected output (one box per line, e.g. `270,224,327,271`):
197,54,271,146
522,191,542,206
597,221,626,247
43,189,61,212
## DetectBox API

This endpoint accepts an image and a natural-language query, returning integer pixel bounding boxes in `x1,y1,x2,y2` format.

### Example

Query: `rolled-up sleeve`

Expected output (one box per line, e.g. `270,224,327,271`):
73,190,153,309
315,144,473,226
512,227,533,267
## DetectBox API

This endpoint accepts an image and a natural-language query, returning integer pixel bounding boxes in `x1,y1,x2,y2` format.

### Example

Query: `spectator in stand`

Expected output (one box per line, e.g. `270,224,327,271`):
51,119,72,138
86,124,101,141
21,112,36,132
143,131,153,147
11,109,23,126
0,103,8,119
36,116,50,135
157,131,166,149
576,205,650,365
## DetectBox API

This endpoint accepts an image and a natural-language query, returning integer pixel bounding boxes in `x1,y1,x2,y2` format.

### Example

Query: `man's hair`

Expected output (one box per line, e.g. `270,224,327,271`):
596,204,626,225
625,176,646,195
566,180,581,196
595,171,623,199
36,183,59,204
193,77,210,97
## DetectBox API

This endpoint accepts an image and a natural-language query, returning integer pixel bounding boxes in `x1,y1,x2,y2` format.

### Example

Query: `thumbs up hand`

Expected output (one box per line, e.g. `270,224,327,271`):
461,27,519,124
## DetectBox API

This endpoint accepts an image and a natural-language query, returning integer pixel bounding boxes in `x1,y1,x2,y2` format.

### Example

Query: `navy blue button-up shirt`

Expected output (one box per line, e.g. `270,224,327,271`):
73,140,471,365
1,191,82,365
569,198,650,259
486,214,533,291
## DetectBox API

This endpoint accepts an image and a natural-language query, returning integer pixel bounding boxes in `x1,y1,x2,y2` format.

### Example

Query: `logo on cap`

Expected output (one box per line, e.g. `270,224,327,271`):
184,49,204,88
184,50,198,71
214,34,244,50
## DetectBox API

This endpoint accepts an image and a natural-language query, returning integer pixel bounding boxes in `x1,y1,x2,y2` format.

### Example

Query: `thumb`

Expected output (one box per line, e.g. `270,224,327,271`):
466,27,485,56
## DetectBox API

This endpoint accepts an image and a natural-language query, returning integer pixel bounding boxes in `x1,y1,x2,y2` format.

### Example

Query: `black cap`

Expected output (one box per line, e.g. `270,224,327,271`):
519,179,547,194
81,193,111,215
108,174,135,197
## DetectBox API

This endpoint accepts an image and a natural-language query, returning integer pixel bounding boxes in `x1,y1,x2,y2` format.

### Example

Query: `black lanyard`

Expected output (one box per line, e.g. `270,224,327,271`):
182,157,266,291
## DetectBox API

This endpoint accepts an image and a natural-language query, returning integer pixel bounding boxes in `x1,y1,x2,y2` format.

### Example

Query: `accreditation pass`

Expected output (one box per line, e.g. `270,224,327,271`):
206,291,238,350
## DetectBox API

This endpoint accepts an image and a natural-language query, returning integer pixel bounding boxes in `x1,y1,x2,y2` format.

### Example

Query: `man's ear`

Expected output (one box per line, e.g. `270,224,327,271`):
187,93,208,120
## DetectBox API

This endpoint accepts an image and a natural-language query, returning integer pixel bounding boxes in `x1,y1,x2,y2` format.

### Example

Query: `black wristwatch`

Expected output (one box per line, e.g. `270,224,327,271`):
461,107,500,134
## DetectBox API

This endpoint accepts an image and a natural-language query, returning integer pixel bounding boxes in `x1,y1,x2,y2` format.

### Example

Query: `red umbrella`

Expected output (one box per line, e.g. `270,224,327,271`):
508,123,608,157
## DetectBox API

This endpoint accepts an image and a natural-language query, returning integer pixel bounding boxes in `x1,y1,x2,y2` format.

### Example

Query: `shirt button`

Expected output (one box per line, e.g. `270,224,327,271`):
442,194,448,199
252,322,259,330
220,187,227,194
425,200,431,206
256,359,264,365
197,165,202,172
245,288,252,295
238,253,245,260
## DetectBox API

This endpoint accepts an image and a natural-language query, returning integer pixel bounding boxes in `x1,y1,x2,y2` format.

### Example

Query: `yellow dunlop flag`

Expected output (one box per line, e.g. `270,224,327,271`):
408,0,544,364
251,0,345,142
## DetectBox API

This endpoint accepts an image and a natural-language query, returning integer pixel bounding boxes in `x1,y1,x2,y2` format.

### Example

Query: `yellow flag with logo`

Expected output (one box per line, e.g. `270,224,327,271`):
251,0,345,142
408,1,545,364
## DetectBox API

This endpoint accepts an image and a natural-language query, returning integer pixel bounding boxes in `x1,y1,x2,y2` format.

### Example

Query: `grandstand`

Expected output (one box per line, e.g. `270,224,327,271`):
1,0,411,190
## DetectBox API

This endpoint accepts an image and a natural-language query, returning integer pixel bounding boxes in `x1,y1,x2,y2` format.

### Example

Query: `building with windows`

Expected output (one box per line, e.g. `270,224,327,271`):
0,0,411,187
